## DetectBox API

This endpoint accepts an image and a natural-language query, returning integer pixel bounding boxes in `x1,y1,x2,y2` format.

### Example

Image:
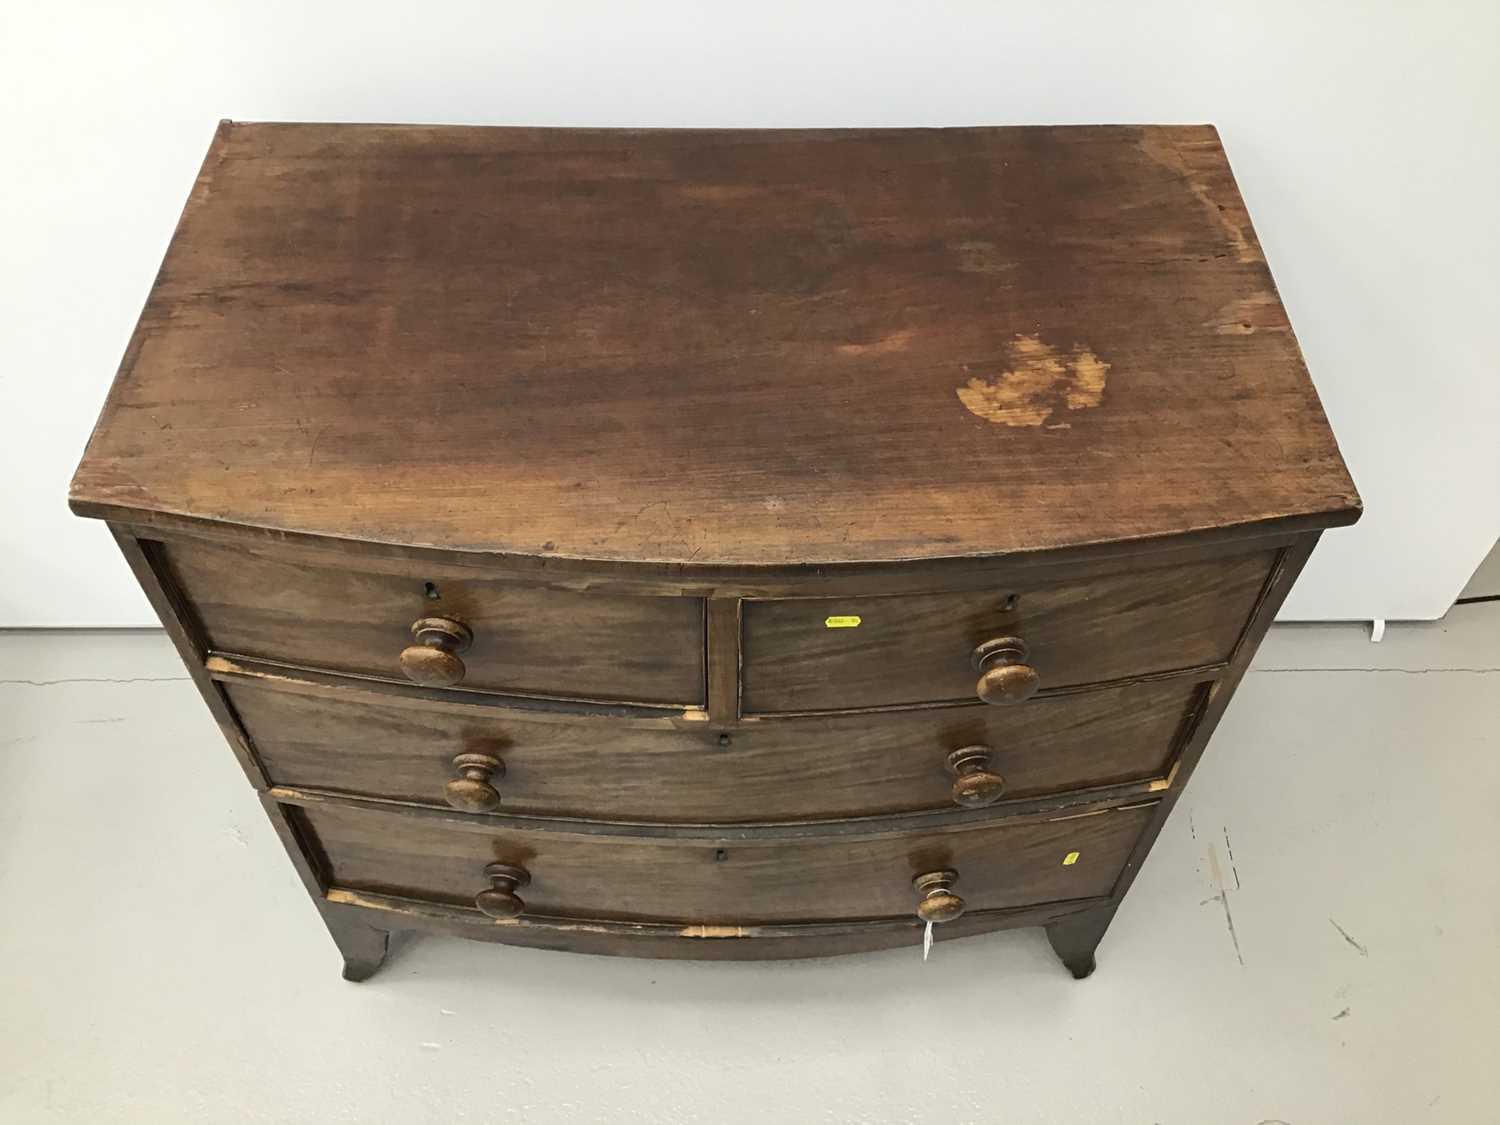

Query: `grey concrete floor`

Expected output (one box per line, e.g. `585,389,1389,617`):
1,612,1496,1123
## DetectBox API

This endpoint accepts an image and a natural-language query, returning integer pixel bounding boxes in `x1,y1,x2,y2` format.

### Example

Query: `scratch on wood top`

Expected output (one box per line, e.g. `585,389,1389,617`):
837,329,915,356
950,240,1019,274
1209,293,1290,335
1139,130,1261,264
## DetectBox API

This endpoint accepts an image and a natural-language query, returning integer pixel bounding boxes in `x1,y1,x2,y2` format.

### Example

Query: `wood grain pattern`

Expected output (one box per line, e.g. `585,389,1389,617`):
68,123,1361,977
321,890,1104,961
742,551,1273,712
705,597,740,722
158,535,705,706
295,800,1154,924
108,509,1309,599
109,532,267,788
69,122,1359,570
1053,536,1324,975
227,676,1201,824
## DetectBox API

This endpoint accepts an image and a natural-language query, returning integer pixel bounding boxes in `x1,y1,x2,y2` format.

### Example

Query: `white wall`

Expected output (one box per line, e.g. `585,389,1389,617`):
4,0,1496,626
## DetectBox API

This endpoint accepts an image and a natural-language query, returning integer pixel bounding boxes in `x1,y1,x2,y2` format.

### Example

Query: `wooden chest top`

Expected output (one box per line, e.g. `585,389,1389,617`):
70,122,1358,567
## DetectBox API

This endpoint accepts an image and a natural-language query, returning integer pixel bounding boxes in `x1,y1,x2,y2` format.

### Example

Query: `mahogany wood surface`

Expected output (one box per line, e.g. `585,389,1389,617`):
226,675,1201,823
158,535,706,705
741,551,1272,712
1055,534,1325,977
70,122,1359,570
70,122,1360,978
295,800,1154,924
320,891,1104,962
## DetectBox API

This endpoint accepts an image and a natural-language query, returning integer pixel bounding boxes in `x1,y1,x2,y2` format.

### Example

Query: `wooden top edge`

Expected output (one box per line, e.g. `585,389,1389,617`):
71,492,1358,573
213,119,1223,136
69,119,1359,568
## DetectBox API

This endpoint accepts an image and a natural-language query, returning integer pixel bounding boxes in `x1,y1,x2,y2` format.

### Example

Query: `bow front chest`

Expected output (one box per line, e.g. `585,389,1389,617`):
71,121,1359,979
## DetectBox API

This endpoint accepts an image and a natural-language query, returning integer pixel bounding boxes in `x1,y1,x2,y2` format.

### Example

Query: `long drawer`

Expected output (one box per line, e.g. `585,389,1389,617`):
740,550,1275,713
232,677,1201,823
294,801,1155,924
158,538,705,706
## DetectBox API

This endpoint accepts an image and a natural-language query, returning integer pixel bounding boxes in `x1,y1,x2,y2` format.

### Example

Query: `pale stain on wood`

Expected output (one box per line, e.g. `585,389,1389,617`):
956,334,1109,427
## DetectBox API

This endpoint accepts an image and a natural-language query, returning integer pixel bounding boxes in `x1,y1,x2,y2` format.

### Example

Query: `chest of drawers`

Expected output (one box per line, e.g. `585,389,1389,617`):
70,121,1359,980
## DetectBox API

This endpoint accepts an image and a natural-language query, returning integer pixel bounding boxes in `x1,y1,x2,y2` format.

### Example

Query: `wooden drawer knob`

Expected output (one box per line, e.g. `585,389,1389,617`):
475,862,530,919
913,869,965,923
446,752,505,813
971,636,1040,705
400,616,473,687
947,746,1006,808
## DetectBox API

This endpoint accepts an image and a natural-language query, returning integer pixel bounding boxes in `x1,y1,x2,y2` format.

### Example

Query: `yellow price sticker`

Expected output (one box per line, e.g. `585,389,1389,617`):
1062,851,1080,866
824,615,862,628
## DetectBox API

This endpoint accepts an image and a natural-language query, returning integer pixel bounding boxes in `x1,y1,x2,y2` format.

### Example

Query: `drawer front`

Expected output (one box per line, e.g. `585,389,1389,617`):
234,679,1198,823
741,551,1275,713
159,539,705,706
295,801,1154,923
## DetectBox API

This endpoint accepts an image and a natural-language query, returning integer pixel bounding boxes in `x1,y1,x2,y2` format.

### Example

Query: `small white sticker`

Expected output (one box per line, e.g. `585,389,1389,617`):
922,920,934,961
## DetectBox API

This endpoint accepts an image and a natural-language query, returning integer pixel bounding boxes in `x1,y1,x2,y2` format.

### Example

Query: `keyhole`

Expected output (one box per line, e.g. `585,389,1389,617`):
717,733,732,749
1000,594,1019,613
714,848,728,863
424,581,440,600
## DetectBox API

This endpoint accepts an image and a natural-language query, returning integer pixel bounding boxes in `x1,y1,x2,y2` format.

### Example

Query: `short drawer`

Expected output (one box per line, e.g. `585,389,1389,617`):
293,800,1154,924
231,678,1199,823
158,538,705,706
741,550,1276,713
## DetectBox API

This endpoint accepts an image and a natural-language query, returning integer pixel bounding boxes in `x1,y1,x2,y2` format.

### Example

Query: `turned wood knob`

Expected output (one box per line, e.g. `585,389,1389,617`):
475,862,530,919
971,636,1039,705
400,616,473,687
913,869,965,923
446,752,505,812
947,746,1006,808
